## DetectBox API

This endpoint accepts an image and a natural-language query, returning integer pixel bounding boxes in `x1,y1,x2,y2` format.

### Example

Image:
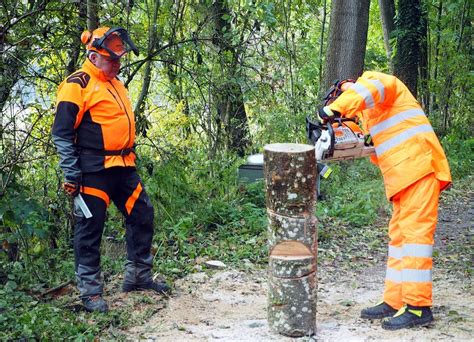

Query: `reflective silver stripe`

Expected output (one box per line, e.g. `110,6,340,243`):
370,108,426,137
367,79,385,104
375,124,433,156
402,269,432,283
385,267,401,283
386,268,432,283
403,244,433,258
388,245,402,259
351,83,375,109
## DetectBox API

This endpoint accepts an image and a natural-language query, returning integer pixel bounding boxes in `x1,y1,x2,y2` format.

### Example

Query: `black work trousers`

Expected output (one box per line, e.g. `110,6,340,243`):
73,166,154,298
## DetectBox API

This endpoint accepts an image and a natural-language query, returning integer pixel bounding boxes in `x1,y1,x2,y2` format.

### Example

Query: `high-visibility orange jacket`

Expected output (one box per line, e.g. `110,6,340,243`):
328,71,451,199
52,58,136,182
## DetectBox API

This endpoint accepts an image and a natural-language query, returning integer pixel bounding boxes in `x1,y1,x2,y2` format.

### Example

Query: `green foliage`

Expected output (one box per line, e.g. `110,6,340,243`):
316,159,388,228
364,0,390,72
0,288,98,340
442,134,474,179
314,160,390,268
138,149,268,277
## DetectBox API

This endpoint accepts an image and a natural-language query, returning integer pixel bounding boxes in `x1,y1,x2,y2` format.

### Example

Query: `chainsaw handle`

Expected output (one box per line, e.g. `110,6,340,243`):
333,117,357,125
306,116,322,144
327,122,335,158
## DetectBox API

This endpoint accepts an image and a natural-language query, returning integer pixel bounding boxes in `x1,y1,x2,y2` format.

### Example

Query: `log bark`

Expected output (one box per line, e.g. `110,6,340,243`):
264,143,317,337
264,143,317,217
268,274,317,337
267,211,317,250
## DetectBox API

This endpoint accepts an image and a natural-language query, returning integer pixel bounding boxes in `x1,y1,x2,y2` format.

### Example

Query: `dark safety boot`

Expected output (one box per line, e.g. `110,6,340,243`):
82,295,109,313
123,280,171,294
122,260,171,295
381,304,433,330
360,301,398,319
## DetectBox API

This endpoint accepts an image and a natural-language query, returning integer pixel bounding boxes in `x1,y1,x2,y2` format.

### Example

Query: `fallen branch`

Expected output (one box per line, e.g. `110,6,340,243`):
40,280,73,297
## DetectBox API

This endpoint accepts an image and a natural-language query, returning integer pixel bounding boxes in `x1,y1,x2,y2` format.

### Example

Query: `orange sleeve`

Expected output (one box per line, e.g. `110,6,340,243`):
55,80,86,129
328,72,388,118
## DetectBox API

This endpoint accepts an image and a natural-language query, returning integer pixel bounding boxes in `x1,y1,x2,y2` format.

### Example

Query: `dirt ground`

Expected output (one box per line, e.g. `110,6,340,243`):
122,188,473,341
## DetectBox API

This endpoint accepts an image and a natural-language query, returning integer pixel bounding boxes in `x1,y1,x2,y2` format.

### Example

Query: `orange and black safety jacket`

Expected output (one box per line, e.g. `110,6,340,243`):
328,71,451,200
52,58,136,183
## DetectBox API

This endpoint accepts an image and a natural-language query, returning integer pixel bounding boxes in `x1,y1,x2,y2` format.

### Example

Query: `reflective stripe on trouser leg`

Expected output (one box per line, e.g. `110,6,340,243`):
399,173,439,307
384,195,403,309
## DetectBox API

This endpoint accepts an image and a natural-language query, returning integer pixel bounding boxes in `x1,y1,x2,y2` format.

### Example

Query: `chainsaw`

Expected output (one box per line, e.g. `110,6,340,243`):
306,117,375,162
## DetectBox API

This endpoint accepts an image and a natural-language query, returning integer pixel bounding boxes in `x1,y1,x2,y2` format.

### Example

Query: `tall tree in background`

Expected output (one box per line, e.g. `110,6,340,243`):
435,0,471,134
211,0,249,157
87,0,99,31
66,0,87,76
322,0,370,90
393,0,422,97
134,0,161,136
378,0,396,72
418,3,429,110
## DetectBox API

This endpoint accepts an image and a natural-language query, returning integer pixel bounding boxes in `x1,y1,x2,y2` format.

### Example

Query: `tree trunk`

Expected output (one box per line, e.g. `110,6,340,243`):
418,4,429,112
264,143,318,337
66,0,87,76
318,0,328,86
393,0,422,97
211,0,249,157
87,0,99,30
322,0,370,91
429,0,443,114
134,0,161,137
378,0,396,71
440,0,470,134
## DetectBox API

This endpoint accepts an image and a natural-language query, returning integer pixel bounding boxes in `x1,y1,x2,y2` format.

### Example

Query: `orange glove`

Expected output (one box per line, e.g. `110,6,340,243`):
63,181,80,197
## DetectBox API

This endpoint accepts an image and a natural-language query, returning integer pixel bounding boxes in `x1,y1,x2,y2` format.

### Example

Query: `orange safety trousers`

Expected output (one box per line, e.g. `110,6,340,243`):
383,173,440,309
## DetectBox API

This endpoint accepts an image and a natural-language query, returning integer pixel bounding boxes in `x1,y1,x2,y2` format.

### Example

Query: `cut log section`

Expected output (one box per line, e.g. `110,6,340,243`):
264,143,317,217
268,273,317,337
264,143,318,337
267,211,317,251
269,241,316,278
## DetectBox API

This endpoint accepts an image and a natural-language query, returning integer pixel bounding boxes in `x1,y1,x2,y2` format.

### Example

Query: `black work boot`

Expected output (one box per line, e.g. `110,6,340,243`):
122,260,171,294
123,280,171,294
360,301,398,319
82,295,109,313
382,304,433,330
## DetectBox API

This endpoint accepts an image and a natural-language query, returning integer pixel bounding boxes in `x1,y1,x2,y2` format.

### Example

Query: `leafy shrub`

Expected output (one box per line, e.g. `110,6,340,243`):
442,134,473,179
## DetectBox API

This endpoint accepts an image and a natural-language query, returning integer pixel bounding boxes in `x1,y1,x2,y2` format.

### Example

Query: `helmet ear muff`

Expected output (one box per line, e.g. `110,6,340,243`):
81,31,92,45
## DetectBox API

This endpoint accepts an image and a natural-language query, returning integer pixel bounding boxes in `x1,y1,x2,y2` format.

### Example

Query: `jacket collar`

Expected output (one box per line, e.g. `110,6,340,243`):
82,58,109,82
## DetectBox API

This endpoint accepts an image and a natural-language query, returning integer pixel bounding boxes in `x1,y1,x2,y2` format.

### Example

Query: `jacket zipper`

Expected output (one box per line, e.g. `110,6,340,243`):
108,81,132,165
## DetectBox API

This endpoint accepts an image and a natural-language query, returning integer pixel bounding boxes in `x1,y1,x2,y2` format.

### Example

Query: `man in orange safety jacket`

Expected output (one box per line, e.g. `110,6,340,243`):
318,71,452,330
52,27,170,313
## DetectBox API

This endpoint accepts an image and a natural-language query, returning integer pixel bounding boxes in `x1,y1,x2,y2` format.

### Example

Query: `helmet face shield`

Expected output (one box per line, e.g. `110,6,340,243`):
91,27,139,59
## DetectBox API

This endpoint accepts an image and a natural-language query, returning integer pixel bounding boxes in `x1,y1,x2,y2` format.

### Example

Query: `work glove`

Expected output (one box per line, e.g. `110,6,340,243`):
364,134,374,146
63,181,80,197
317,106,340,124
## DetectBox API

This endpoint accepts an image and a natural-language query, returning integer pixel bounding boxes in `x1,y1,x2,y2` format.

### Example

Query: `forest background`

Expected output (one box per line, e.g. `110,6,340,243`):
0,0,472,339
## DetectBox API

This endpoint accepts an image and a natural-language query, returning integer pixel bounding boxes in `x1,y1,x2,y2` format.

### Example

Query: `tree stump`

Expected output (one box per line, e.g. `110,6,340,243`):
264,143,318,337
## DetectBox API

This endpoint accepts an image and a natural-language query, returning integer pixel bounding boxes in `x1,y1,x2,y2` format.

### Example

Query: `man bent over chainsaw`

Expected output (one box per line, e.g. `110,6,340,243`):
318,72,452,330
52,27,170,313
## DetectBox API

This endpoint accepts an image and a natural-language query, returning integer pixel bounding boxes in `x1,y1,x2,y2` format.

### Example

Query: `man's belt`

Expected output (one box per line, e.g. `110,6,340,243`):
80,147,135,156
